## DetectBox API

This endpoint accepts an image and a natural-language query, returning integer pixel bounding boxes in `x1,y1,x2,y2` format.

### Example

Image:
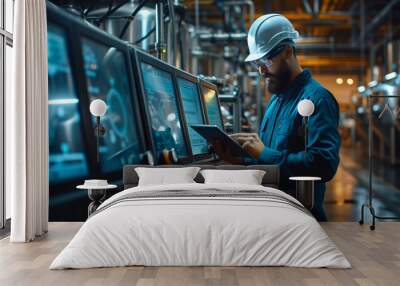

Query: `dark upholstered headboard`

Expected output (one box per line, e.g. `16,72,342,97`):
123,165,280,189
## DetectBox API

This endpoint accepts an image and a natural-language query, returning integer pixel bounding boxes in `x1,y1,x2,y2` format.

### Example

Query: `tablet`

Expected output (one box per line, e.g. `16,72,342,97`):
190,124,251,157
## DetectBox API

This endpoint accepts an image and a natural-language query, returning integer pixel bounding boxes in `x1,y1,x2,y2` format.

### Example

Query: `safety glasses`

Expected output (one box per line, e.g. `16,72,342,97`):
250,45,287,69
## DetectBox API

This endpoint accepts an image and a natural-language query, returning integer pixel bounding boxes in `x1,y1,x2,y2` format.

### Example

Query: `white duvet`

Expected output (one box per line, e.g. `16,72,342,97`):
50,183,351,269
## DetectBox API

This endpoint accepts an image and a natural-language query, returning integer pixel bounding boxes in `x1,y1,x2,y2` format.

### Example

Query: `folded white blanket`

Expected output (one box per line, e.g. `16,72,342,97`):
50,183,351,269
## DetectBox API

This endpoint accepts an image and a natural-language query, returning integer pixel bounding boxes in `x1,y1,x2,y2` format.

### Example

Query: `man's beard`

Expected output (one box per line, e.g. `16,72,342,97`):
264,60,292,94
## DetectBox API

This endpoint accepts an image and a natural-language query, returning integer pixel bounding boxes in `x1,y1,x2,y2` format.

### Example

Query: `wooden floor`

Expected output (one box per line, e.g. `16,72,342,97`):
0,222,399,286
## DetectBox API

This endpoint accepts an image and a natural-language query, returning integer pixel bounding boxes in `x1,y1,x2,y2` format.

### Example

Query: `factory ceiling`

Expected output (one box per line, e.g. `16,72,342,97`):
50,0,400,75
183,0,400,74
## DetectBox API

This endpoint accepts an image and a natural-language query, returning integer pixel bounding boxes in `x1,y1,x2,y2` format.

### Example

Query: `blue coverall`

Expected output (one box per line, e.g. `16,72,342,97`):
250,70,340,221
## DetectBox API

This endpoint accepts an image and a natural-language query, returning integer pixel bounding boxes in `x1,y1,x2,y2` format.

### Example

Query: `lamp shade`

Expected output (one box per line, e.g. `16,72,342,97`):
297,99,314,117
89,99,107,117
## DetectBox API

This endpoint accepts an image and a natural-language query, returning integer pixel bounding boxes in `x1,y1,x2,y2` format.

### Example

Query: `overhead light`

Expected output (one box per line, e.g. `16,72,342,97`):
346,78,354,85
384,72,397,81
372,104,381,112
336,78,343,85
357,86,366,93
357,106,365,114
368,80,378,88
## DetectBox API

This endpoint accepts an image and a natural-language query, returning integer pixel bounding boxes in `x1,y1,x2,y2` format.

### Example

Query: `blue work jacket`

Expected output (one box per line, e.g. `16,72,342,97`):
252,70,340,221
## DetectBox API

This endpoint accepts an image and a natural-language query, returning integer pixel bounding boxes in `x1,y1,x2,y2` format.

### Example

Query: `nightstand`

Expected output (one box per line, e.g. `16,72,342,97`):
289,176,321,210
77,181,117,217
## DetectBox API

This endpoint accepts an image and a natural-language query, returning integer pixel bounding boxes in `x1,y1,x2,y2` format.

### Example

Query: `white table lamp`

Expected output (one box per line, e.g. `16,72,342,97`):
90,99,107,117
297,99,315,156
89,99,108,162
297,99,314,117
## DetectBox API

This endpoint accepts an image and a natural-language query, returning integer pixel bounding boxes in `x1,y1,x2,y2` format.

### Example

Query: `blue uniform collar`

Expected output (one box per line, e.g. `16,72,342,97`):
277,69,312,100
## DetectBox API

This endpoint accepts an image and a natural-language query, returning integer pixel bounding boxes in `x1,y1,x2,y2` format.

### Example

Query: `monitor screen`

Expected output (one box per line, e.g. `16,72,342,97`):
82,38,142,173
140,62,188,158
177,77,209,155
48,23,89,184
202,86,224,129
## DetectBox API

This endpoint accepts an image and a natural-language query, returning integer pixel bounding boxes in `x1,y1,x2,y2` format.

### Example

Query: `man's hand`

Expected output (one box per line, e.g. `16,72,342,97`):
212,139,243,164
230,133,265,159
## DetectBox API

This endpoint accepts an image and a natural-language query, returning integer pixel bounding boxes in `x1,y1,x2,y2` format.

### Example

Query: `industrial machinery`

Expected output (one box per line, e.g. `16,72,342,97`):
49,0,262,134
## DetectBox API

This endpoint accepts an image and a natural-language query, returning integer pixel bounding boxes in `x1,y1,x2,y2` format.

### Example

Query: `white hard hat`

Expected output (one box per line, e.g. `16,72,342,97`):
245,14,299,62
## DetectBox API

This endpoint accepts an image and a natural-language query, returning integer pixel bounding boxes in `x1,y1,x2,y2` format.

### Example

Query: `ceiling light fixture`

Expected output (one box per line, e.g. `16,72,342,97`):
357,86,366,93
384,72,397,81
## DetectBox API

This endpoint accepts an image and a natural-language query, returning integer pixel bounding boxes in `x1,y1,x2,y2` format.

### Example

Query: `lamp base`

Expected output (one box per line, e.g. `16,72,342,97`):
295,180,314,210
87,189,107,216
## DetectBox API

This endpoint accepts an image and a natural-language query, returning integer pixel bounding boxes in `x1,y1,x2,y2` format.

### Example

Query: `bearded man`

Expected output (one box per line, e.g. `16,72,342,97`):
215,14,341,221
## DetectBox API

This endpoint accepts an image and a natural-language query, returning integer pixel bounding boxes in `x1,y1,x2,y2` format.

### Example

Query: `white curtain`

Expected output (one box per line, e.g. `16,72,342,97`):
7,0,49,242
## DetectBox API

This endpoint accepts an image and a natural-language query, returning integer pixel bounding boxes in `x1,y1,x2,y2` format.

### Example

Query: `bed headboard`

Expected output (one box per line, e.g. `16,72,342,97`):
123,165,280,189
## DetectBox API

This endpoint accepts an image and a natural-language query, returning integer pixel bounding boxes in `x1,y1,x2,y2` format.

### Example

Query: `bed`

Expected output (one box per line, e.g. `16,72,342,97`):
50,165,350,269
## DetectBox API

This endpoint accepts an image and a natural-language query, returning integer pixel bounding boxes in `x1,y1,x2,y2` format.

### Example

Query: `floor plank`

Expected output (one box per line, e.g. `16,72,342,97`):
0,222,399,286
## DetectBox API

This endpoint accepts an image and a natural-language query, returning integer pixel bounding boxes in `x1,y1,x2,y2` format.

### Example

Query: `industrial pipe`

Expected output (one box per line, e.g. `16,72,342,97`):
302,0,312,14
219,1,255,24
360,0,400,42
167,0,176,65
197,32,247,42
155,0,166,60
195,0,200,34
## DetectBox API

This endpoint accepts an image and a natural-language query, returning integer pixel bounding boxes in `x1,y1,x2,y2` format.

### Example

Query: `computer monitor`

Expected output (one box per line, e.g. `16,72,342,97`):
47,22,89,184
175,71,210,159
199,80,224,130
80,34,146,175
133,49,190,163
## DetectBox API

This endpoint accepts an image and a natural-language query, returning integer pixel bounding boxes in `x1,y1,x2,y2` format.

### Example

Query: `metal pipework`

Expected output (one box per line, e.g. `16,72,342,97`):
219,1,255,25
166,0,176,66
302,0,320,15
313,0,320,15
155,0,167,60
197,33,359,52
198,75,225,85
197,32,247,43
87,1,156,51
195,0,200,34
301,0,312,14
219,89,242,133
360,0,400,42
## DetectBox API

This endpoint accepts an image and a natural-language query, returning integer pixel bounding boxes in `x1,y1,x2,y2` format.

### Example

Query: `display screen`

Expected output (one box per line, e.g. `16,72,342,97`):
202,86,224,129
177,78,209,155
82,38,142,173
140,62,188,158
48,23,89,184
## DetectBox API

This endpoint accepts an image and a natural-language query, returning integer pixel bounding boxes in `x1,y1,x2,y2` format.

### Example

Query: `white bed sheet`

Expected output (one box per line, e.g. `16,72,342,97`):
50,183,351,269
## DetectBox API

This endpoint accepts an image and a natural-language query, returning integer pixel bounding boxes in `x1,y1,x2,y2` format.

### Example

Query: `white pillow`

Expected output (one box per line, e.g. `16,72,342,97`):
135,167,201,186
200,169,266,185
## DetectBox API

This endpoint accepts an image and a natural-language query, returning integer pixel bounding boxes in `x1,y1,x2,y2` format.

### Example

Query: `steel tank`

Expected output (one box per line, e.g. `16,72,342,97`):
88,0,156,51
